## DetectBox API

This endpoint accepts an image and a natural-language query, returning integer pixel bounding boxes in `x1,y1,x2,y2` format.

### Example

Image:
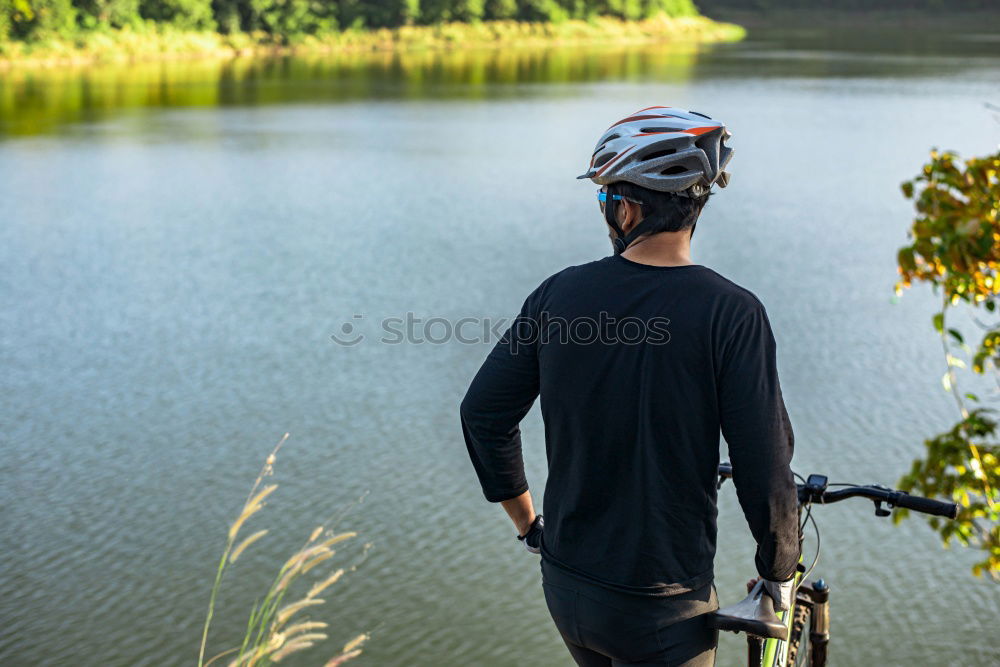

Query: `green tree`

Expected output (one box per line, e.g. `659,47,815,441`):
209,0,242,33
396,0,421,25
416,0,450,23
4,0,77,40
334,0,371,29
248,0,337,36
451,0,484,22
483,0,517,19
140,0,216,29
518,0,569,22
895,147,1000,581
75,0,141,28
645,0,698,17
356,0,418,28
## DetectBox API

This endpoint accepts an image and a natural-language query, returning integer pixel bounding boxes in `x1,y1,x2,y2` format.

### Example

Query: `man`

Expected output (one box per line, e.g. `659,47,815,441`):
460,106,799,666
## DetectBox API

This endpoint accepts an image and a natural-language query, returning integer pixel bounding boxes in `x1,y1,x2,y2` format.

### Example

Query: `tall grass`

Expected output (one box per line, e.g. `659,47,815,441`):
198,434,370,667
0,15,745,67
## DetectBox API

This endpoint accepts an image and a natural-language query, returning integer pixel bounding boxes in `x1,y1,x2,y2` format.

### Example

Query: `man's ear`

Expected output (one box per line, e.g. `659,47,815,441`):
620,199,641,234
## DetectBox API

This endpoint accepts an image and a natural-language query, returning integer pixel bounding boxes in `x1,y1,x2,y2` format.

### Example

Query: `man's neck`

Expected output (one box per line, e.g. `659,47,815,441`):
620,231,693,267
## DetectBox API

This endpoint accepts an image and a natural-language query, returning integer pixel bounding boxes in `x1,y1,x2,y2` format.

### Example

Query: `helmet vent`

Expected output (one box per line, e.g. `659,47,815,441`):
695,133,716,146
689,111,711,119
594,152,616,168
661,165,687,175
640,127,683,134
642,148,677,161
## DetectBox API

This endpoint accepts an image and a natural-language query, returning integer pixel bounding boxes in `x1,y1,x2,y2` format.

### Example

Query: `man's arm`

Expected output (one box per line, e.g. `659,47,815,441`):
501,490,538,536
718,303,800,583
460,308,541,534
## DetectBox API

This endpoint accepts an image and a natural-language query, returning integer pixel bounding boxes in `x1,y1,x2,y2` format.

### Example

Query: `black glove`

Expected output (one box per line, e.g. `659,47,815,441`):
517,515,543,554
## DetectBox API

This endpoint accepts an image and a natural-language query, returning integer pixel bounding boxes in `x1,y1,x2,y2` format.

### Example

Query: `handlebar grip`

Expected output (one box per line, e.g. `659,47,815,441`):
894,493,959,519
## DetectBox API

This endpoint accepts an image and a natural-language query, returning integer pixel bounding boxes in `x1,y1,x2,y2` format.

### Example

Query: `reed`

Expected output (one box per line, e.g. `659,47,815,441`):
198,434,370,667
0,15,745,68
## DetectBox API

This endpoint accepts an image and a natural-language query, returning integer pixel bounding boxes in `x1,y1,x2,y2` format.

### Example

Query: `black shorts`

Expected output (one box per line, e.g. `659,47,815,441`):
540,559,719,666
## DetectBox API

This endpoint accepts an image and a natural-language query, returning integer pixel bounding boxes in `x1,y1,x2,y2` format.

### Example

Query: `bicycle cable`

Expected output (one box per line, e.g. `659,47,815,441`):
799,505,821,583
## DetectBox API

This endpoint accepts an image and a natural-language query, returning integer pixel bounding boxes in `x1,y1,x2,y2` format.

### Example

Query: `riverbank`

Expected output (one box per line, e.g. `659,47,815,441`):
0,15,744,69
700,8,1000,29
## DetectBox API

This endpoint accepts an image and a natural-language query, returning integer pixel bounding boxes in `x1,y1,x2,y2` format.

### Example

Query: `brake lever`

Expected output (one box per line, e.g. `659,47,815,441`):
871,484,893,517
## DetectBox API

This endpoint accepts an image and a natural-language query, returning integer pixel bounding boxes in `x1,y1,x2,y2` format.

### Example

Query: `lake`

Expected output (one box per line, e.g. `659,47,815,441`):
1,24,999,667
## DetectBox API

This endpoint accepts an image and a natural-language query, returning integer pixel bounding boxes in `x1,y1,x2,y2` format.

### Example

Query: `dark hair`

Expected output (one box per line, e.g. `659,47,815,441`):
609,181,710,237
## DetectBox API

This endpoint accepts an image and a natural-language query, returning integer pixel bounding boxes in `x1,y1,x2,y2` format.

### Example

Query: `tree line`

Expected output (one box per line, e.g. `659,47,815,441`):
695,0,996,10
1,0,702,43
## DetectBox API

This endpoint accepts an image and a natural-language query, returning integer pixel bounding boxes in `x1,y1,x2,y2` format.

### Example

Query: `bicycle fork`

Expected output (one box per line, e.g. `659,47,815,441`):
744,580,831,667
807,580,830,666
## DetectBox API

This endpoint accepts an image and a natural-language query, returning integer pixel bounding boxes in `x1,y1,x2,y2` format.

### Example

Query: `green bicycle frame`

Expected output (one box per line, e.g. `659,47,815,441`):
759,559,805,666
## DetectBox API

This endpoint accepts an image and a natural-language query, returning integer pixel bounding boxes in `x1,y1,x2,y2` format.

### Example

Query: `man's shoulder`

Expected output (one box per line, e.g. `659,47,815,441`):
527,258,767,315
529,257,615,294
696,267,766,311
556,255,618,276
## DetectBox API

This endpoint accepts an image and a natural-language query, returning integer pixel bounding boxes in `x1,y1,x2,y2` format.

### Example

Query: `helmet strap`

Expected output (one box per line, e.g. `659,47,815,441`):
619,217,658,251
605,183,660,255
604,184,628,255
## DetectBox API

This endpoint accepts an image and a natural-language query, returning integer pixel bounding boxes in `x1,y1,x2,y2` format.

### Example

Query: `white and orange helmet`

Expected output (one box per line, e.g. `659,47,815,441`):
577,106,733,197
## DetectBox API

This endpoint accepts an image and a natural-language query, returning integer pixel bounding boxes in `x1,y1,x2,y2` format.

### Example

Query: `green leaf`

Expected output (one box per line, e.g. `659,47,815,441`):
898,247,917,272
895,147,1000,582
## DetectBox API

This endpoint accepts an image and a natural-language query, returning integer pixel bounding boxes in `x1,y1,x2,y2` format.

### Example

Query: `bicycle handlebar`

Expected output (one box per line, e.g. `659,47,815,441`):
891,491,959,518
717,463,959,520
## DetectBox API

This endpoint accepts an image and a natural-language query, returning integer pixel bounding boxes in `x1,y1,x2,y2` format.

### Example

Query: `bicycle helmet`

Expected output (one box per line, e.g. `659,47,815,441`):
577,106,733,253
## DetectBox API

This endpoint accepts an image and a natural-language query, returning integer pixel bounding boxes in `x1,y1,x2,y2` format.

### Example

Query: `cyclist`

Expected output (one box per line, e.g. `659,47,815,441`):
460,106,800,666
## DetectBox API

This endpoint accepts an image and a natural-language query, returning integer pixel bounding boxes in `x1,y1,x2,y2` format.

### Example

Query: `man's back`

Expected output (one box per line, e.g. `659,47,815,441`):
461,104,799,666
461,254,799,594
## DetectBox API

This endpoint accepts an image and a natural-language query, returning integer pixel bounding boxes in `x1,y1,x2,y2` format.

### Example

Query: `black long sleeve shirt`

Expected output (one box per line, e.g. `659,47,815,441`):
461,255,799,595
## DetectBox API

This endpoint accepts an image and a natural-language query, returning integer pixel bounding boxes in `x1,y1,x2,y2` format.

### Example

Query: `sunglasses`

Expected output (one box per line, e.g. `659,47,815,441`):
597,190,643,211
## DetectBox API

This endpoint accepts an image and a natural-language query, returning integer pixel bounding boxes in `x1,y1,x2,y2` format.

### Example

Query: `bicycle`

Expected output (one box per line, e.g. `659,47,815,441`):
708,462,959,667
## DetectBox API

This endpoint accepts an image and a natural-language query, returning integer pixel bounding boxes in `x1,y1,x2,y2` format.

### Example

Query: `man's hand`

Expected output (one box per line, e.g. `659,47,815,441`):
501,489,540,553
517,515,543,554
747,576,794,612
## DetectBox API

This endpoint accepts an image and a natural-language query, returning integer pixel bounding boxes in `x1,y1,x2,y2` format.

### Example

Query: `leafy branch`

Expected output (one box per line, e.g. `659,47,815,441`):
895,147,1000,580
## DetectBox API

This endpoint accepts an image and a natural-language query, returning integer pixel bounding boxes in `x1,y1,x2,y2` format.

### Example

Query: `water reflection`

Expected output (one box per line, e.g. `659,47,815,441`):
0,43,704,137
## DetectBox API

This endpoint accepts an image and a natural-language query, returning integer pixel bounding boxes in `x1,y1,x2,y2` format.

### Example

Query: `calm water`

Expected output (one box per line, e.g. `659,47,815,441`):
2,26,1000,667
